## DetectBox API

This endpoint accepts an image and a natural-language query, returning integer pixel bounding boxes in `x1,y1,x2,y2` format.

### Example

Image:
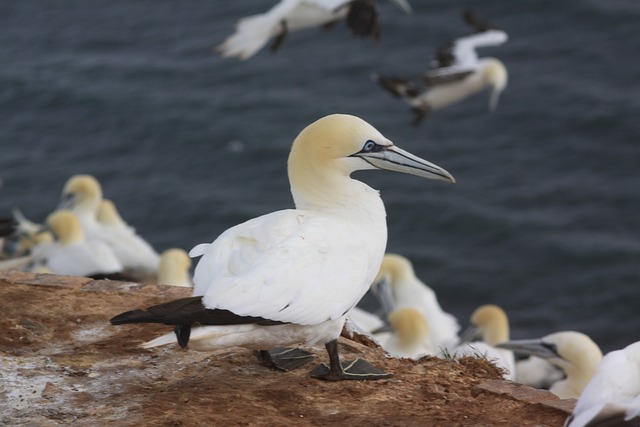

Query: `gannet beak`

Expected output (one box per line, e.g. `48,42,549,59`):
57,192,76,210
458,325,482,344
496,339,560,360
371,278,395,315
354,145,455,183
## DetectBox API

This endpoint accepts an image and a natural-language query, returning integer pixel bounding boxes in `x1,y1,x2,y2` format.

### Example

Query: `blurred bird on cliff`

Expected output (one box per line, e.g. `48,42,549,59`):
498,331,603,399
373,253,459,351
111,113,454,381
157,248,193,287
372,9,508,125
216,0,412,60
455,304,515,380
564,340,640,427
58,176,160,278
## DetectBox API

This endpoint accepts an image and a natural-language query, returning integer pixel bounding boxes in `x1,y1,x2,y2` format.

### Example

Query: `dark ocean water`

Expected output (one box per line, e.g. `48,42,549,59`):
1,0,639,352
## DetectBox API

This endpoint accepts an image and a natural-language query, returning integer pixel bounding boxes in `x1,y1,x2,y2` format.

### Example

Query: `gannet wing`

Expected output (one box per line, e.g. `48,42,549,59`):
193,209,379,326
216,0,303,60
428,29,508,77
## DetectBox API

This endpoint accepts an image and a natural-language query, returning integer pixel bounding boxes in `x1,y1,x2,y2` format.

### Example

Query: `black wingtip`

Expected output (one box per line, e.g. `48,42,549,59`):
110,309,157,325
346,0,380,40
462,9,500,32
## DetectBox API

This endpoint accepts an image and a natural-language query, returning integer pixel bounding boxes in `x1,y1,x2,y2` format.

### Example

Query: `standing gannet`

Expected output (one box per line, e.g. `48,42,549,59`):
565,341,640,427
382,307,436,359
374,253,459,351
157,248,193,287
456,304,515,380
111,114,454,381
58,175,160,276
216,0,412,60
40,210,123,277
372,9,508,125
498,331,603,399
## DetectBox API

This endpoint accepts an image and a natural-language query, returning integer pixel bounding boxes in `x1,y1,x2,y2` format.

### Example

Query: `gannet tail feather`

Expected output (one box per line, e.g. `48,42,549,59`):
110,296,286,327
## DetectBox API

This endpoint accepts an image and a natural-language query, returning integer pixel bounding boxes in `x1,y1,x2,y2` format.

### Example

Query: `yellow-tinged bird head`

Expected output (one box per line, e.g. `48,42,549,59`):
467,304,510,346
59,174,103,215
97,199,124,226
46,210,85,245
288,114,454,210
388,307,430,348
375,253,416,285
158,248,193,287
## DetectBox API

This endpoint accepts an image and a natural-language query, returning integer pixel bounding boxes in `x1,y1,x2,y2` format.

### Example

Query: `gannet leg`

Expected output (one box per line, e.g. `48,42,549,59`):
255,348,316,371
309,339,392,381
270,20,288,53
411,106,429,127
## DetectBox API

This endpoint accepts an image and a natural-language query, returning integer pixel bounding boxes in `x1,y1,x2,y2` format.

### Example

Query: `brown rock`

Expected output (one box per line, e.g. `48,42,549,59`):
0,271,571,426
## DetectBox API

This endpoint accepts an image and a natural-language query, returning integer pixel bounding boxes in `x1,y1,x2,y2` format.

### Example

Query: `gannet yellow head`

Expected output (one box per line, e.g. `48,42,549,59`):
46,210,85,245
97,199,124,226
481,59,508,112
388,307,430,349
497,331,602,398
461,304,510,346
375,253,416,285
288,114,454,209
158,248,192,287
59,174,103,215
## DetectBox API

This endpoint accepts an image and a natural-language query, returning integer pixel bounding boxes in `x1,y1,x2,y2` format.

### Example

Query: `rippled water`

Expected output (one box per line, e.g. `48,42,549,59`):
1,0,639,352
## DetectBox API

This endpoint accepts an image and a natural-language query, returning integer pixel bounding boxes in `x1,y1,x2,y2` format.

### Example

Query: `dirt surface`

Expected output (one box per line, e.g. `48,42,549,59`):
0,271,575,426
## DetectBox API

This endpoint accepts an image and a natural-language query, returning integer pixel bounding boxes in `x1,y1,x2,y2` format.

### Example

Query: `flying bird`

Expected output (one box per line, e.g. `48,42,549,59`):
111,114,454,381
216,0,412,60
372,9,508,125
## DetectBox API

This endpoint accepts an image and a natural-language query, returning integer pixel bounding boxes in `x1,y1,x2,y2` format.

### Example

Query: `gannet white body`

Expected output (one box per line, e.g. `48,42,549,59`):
515,355,565,389
374,253,459,351
373,9,508,125
455,304,515,380
41,210,123,277
498,331,603,399
59,176,160,275
96,199,161,274
216,0,412,60
157,248,193,287
565,341,640,427
112,114,454,381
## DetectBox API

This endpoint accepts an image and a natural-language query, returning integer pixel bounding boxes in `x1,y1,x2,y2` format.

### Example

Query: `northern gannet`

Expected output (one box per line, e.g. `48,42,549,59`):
157,248,193,287
216,0,412,60
565,341,640,427
58,176,160,276
374,253,459,351
498,331,603,399
42,210,123,277
382,307,436,359
111,114,454,381
372,9,508,125
456,304,515,380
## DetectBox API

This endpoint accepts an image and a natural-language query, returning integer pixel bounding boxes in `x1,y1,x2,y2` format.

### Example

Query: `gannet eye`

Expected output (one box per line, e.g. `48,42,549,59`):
362,140,377,152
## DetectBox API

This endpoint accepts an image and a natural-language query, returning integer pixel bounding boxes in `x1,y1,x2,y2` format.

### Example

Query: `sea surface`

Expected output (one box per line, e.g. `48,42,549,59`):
1,0,638,353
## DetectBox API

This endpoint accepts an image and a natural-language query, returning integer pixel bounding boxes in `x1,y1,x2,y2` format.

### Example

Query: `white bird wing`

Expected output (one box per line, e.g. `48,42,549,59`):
568,347,640,427
428,29,508,77
216,0,302,60
193,209,381,326
46,242,122,276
